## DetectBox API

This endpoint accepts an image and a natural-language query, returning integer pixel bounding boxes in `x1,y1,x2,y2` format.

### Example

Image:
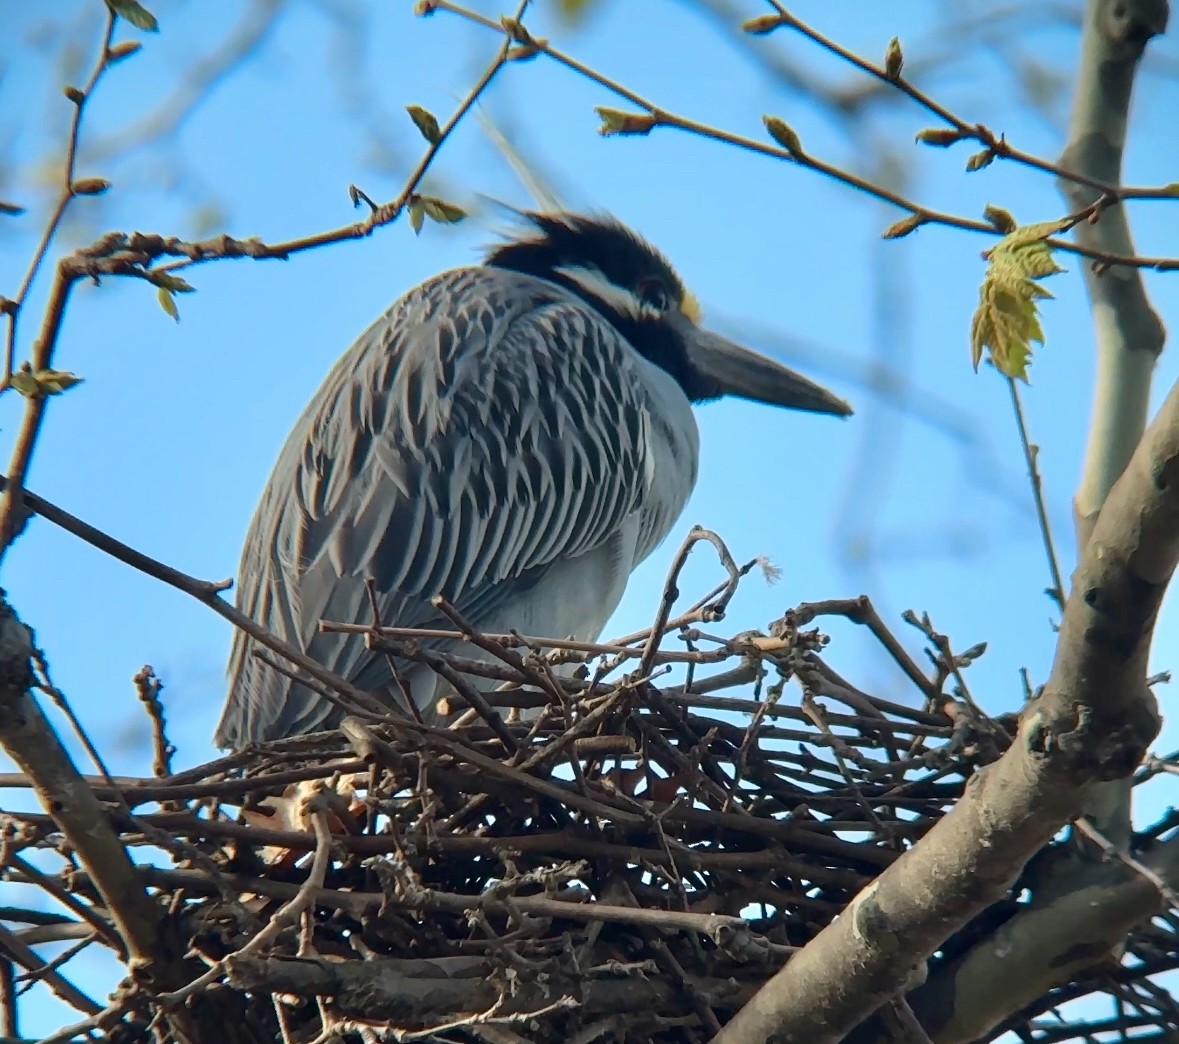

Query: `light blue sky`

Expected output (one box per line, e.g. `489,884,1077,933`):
3,0,1179,1036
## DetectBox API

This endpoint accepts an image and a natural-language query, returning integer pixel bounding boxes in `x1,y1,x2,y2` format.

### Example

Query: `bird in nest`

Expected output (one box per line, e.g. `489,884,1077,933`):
215,211,851,748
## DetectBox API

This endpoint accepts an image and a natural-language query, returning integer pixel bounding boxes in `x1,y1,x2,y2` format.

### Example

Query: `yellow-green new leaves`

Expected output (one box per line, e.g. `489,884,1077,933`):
157,287,180,321
105,0,158,31
965,148,996,173
408,196,466,235
915,127,966,148
972,279,1045,380
884,37,904,81
405,105,441,145
763,116,803,157
145,270,195,322
596,107,657,136
982,204,1017,234
970,218,1067,380
914,126,998,173
10,367,84,398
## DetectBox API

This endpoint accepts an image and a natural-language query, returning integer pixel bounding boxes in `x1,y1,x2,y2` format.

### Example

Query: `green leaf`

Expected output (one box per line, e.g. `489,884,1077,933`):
971,282,1041,379
408,199,425,235
884,37,904,81
982,204,1017,234
763,115,803,157
405,105,441,145
419,197,466,224
988,219,1068,283
970,218,1067,380
145,270,195,292
915,127,965,147
105,0,159,31
965,148,996,173
0,201,25,217
1001,217,1072,246
9,372,37,397
595,107,657,136
11,367,84,398
157,286,179,322
38,369,84,394
1004,241,1063,280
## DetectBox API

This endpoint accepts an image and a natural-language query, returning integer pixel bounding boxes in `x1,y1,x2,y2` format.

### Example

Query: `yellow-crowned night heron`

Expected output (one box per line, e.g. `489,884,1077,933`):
215,212,851,748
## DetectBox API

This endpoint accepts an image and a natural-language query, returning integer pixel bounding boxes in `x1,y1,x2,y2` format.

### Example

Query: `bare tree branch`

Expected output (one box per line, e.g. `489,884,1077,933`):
712,360,1179,1041
883,836,1179,1044
0,598,168,975
1059,0,1169,851
5,3,1179,1041
223,952,752,1026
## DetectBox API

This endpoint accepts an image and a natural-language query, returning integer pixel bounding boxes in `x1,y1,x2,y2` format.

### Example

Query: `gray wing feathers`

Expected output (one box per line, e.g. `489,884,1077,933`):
217,268,659,746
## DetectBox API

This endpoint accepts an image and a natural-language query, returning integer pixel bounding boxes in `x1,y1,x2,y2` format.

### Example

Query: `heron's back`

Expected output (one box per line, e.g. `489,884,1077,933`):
215,266,699,748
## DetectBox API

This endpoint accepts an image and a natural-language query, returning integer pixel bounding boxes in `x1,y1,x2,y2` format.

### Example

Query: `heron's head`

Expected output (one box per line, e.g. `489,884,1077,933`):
484,211,852,417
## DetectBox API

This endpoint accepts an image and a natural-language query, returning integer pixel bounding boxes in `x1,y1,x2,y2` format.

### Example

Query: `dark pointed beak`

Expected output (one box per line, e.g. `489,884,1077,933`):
684,323,853,417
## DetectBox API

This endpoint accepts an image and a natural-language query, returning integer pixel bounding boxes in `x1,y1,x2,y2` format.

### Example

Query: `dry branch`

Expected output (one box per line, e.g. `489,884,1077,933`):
1061,0,1169,853
2,498,1176,1041
713,343,1179,1044
0,599,166,974
222,953,755,1026
4,3,1179,1043
0,520,1007,1042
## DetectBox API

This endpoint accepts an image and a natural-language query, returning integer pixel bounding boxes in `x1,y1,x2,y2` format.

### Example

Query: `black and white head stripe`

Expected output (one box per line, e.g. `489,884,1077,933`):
484,212,702,324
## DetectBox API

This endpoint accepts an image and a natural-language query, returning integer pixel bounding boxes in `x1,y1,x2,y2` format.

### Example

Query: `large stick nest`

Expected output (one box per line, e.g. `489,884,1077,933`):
2,535,1172,1043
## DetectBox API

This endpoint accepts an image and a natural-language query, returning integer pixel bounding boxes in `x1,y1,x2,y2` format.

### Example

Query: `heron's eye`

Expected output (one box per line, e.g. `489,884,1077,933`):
637,278,671,313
